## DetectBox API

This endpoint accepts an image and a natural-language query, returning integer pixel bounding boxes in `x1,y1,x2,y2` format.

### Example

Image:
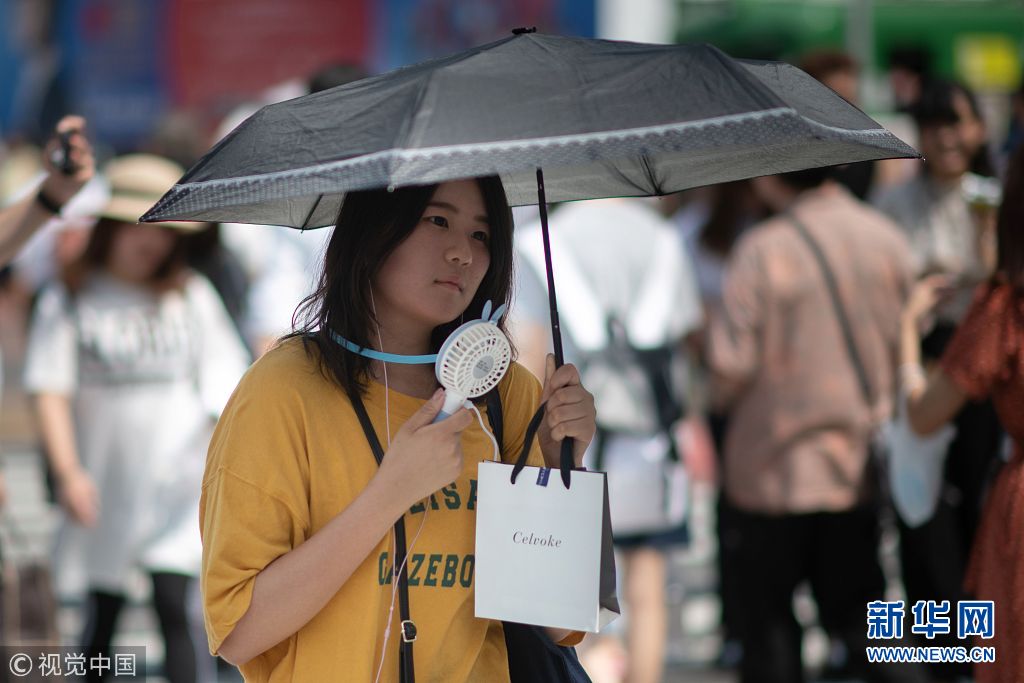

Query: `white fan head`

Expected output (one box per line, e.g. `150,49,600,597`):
435,318,512,399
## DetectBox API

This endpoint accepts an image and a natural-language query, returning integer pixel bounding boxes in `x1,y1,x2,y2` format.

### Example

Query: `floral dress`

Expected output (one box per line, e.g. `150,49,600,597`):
940,281,1024,682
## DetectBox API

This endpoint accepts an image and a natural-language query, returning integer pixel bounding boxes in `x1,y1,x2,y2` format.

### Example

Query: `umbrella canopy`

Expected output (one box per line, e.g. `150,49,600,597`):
141,31,918,228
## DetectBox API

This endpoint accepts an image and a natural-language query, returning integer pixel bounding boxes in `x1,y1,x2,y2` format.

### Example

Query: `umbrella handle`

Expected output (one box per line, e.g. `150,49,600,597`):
536,168,576,488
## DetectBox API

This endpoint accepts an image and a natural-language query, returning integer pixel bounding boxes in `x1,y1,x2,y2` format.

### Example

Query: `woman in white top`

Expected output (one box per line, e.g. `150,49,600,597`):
24,154,250,683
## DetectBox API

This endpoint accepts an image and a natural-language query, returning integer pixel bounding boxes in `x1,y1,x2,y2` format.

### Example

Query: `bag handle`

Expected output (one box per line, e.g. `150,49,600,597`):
507,399,589,487
484,367,577,488
509,403,547,485
789,216,874,408
347,389,416,683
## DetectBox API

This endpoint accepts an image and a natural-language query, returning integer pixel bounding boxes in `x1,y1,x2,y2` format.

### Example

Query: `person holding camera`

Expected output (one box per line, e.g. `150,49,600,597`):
0,115,94,268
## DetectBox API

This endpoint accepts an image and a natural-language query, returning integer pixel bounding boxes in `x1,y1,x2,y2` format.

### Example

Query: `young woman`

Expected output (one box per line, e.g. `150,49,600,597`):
24,154,251,683
900,144,1024,683
200,177,597,681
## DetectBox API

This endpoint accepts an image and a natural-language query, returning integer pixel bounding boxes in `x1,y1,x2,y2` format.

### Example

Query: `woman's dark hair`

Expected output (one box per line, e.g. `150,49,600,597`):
996,144,1024,293
696,180,770,258
61,218,189,294
888,46,930,79
290,176,516,396
699,180,765,258
910,79,982,128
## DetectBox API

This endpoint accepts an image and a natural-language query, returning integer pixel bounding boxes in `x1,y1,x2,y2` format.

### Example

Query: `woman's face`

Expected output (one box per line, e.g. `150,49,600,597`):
373,179,491,334
920,92,985,182
107,223,178,283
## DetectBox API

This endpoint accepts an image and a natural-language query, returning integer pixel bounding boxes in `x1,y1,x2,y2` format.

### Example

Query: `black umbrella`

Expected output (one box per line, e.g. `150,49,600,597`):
143,31,916,228
142,29,918,481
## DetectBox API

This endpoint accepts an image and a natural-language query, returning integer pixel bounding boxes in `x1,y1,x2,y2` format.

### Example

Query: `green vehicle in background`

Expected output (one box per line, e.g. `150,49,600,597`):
674,0,1024,99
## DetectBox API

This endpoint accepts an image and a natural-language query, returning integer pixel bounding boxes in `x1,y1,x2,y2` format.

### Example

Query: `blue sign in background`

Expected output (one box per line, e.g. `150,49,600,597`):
371,0,596,73
0,0,596,151
0,0,169,149
59,0,170,150
0,1,18,134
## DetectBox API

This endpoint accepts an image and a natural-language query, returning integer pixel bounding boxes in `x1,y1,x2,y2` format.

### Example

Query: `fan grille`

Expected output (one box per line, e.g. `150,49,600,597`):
437,323,512,397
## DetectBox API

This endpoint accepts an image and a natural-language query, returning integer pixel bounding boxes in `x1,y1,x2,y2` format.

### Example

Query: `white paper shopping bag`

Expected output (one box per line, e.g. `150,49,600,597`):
475,461,620,633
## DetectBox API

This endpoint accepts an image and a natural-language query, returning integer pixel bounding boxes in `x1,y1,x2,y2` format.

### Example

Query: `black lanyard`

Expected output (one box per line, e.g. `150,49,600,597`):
347,389,417,683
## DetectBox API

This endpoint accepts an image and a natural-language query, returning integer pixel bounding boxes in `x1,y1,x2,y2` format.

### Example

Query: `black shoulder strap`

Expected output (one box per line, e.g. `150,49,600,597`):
600,316,683,463
347,389,416,683
484,388,504,455
790,215,874,407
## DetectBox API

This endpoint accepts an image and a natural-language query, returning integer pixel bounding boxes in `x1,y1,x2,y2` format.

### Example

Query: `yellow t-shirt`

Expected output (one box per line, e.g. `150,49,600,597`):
200,337,550,682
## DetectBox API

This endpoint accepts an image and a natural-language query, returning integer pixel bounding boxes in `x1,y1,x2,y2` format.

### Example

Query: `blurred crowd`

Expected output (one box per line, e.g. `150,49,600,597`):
1,45,1022,683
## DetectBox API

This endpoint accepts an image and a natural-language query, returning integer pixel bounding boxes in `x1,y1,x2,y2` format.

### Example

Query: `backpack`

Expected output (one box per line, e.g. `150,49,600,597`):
516,224,689,437
580,315,685,436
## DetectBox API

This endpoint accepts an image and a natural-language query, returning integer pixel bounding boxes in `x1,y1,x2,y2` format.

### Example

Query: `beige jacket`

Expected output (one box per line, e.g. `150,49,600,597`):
709,184,913,514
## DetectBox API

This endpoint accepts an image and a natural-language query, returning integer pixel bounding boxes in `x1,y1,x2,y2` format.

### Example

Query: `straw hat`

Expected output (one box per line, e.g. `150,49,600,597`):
100,154,202,231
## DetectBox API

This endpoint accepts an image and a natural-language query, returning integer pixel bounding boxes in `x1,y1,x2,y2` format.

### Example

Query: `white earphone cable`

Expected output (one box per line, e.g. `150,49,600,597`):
371,290,431,683
469,403,500,462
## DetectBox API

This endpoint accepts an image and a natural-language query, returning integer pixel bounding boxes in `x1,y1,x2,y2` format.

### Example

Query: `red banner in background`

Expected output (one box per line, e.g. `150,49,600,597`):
168,0,369,113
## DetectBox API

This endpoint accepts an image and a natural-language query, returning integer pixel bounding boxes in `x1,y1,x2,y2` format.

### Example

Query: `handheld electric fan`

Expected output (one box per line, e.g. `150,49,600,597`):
432,301,512,422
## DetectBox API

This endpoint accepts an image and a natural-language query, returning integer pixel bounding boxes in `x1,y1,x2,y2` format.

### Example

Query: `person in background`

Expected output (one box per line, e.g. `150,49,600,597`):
665,181,765,671
140,110,253,349
874,79,995,286
669,182,763,322
0,115,93,269
23,154,250,683
183,223,250,341
219,62,369,358
0,114,94,515
887,47,932,113
874,79,1004,683
799,51,877,200
899,141,1024,683
708,167,924,683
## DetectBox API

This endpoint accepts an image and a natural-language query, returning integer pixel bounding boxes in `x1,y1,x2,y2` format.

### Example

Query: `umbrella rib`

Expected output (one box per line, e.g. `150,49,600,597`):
639,154,661,195
300,193,325,230
392,68,439,176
